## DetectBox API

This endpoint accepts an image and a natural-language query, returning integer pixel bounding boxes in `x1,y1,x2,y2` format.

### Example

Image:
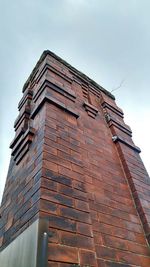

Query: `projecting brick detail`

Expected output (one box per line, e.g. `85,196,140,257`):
0,50,150,267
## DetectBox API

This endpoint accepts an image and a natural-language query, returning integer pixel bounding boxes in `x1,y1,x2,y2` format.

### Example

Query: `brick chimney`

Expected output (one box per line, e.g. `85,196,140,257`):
0,51,150,267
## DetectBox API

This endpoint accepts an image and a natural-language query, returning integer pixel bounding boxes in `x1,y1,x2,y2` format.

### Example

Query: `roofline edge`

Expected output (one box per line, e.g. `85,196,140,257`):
22,50,115,100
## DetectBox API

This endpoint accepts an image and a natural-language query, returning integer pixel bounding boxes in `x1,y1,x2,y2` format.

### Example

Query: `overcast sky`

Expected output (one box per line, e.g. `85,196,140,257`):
0,0,150,202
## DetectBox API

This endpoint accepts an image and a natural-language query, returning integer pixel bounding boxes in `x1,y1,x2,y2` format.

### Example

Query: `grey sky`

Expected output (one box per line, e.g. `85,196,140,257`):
0,0,150,201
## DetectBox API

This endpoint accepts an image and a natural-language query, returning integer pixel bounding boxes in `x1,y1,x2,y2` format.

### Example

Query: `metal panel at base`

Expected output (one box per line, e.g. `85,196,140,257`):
0,220,39,267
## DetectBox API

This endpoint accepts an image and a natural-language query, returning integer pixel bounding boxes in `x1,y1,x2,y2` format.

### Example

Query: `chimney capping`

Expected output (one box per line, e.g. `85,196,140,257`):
22,50,115,100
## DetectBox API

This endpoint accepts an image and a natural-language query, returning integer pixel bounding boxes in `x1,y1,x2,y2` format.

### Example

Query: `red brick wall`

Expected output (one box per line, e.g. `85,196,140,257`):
0,51,150,267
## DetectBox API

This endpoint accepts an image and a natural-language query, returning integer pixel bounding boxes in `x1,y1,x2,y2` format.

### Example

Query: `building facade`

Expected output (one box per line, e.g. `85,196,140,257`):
0,51,150,267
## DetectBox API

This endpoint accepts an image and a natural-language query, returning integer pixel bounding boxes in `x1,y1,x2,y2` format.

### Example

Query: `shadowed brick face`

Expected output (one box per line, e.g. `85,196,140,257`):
0,50,150,267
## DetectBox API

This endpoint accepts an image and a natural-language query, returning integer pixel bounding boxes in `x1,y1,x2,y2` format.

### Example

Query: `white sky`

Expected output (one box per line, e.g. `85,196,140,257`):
0,0,150,202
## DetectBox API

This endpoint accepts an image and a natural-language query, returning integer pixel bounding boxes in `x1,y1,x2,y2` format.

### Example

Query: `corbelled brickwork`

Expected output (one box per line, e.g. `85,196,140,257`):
0,51,150,267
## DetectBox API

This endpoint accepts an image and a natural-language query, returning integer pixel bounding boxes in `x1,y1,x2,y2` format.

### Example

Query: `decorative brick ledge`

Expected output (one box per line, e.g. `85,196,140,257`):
10,127,35,164
33,79,76,103
18,89,33,111
105,114,132,136
83,101,98,118
36,62,73,85
14,107,31,131
112,135,141,153
31,93,79,119
10,128,26,149
102,100,124,118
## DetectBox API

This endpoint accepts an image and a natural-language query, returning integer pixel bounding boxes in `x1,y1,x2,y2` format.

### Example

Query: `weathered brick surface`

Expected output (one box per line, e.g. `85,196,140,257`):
0,50,150,266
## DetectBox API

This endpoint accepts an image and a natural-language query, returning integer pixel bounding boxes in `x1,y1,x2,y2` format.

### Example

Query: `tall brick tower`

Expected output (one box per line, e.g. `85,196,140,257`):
0,51,150,267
